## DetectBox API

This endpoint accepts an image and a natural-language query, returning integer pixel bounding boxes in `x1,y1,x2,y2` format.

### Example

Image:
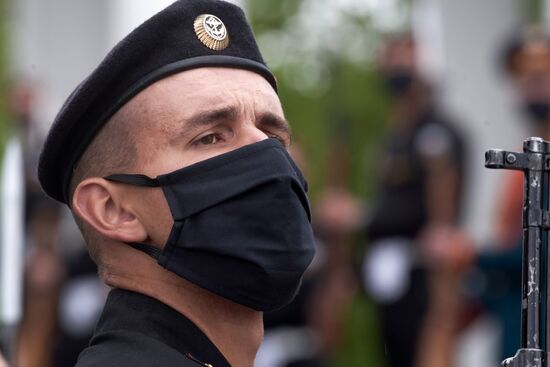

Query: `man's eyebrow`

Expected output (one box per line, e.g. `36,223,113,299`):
257,112,291,138
170,107,291,143
172,106,237,141
183,106,238,129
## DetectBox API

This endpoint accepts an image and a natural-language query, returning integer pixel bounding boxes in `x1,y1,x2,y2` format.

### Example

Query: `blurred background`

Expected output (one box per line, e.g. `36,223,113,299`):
1,0,550,366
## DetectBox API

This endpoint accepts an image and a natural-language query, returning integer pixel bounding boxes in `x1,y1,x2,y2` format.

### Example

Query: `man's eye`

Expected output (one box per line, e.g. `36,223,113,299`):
197,134,220,145
268,134,289,148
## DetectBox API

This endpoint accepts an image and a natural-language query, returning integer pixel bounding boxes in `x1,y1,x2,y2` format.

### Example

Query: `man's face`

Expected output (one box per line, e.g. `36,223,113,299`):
511,41,550,106
121,67,289,246
380,38,418,75
379,38,422,97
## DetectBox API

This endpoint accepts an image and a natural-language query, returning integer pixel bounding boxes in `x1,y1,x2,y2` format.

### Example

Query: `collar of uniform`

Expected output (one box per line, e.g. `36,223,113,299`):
95,288,231,367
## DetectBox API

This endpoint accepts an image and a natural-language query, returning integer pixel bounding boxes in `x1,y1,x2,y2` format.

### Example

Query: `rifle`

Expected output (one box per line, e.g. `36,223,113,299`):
486,137,550,367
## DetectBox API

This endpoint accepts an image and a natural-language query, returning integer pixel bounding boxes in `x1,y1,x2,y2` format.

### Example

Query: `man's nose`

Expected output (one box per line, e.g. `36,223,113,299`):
238,124,269,147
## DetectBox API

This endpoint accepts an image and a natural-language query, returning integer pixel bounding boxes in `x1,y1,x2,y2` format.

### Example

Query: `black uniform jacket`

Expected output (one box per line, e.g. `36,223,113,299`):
75,289,231,367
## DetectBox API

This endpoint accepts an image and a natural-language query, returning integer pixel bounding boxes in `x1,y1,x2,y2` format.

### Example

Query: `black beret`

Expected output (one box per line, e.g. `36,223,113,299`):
38,0,277,204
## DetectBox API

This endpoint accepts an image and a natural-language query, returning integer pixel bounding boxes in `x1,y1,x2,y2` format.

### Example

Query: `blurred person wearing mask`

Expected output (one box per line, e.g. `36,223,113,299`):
415,30,550,366
361,33,466,367
504,29,550,135
4,81,64,367
37,1,315,366
8,82,108,367
495,29,550,247
474,29,550,361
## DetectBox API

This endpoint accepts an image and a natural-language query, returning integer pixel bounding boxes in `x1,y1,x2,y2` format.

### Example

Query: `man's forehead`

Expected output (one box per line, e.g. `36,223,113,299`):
155,67,277,91
135,67,283,113
514,43,550,76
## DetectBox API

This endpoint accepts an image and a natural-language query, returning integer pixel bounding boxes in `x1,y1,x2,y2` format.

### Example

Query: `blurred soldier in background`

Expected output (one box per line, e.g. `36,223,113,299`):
5,81,63,367
502,29,550,137
474,28,550,361
361,33,466,367
8,81,106,367
409,29,550,367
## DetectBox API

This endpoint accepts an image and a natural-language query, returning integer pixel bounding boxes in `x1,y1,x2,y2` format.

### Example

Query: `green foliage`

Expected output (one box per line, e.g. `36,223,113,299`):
332,295,387,367
0,0,9,148
277,61,389,200
246,0,305,33
525,0,544,24
246,1,390,200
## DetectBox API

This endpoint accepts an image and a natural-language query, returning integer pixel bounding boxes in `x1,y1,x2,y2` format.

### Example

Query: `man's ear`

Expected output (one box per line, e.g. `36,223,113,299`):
72,178,147,243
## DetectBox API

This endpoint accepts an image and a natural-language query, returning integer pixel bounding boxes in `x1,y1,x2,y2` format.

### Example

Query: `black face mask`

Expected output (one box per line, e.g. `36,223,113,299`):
105,139,315,311
524,101,550,123
384,71,415,97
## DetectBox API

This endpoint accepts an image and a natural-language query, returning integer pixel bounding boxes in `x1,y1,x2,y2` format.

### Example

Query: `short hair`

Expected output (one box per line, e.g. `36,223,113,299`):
69,103,138,262
384,31,415,48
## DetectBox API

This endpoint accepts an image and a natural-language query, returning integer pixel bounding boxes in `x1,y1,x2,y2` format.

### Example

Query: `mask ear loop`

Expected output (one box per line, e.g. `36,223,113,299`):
104,173,163,260
130,242,162,260
104,173,161,187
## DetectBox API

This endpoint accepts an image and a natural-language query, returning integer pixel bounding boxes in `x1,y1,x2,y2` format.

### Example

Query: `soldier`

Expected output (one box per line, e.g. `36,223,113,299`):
362,33,466,367
478,28,550,361
37,1,316,366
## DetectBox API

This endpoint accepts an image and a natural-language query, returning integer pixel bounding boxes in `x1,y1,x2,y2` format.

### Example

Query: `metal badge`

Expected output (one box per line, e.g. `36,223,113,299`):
194,14,229,51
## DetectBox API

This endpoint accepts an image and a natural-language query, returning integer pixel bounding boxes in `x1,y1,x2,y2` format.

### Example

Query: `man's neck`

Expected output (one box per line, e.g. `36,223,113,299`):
393,92,430,130
98,242,263,367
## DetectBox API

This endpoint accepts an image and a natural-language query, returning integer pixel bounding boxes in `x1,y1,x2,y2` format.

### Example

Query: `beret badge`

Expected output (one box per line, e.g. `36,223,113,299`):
194,14,230,51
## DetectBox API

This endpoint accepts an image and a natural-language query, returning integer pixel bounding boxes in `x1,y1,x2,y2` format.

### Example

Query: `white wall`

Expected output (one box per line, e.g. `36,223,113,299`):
9,0,245,132
10,0,181,129
107,0,177,49
414,0,524,243
9,0,110,133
